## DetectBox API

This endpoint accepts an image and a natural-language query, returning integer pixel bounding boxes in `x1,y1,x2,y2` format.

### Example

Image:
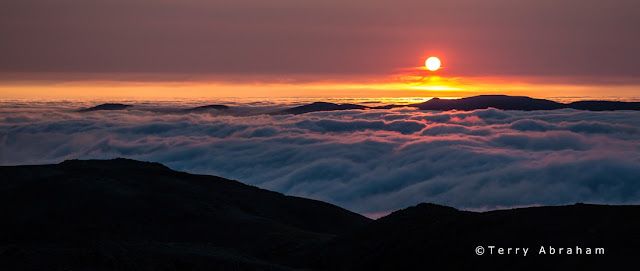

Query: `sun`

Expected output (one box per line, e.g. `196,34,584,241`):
425,56,441,71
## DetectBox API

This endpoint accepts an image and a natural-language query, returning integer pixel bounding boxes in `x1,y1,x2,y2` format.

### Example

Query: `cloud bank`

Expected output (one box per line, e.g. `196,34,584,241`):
2,102,640,215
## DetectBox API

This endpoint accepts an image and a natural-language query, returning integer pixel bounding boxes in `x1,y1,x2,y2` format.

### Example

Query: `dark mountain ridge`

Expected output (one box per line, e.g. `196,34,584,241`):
2,159,639,270
321,202,640,270
274,95,640,115
0,158,368,270
412,95,640,111
184,104,230,112
78,103,132,112
76,96,640,116
412,95,566,111
273,102,368,115
568,100,640,111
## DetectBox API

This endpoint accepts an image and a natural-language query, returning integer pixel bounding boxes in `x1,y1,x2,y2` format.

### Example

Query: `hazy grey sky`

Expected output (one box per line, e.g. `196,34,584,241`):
1,0,639,79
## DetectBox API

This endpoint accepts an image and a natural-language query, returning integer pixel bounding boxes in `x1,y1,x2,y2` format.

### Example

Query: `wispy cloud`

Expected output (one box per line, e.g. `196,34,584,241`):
2,102,640,215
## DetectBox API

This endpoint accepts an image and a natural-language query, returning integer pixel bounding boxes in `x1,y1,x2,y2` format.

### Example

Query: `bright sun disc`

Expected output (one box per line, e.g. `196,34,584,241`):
425,56,441,71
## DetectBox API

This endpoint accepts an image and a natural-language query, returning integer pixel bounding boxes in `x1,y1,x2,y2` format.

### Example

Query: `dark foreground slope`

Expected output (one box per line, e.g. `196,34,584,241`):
321,203,640,271
1,160,639,271
0,159,369,270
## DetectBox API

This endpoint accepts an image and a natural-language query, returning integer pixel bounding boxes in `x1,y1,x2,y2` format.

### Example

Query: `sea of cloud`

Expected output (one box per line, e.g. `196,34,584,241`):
2,101,640,216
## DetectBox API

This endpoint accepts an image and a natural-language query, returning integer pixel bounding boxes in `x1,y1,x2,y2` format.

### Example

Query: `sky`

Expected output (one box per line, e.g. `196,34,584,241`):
1,0,640,99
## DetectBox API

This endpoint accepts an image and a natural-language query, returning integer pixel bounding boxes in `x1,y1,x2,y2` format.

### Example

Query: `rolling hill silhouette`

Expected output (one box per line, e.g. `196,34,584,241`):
0,159,368,270
184,104,230,112
76,96,640,116
78,103,132,112
1,159,638,270
273,102,368,115
411,95,640,111
274,95,640,115
568,100,640,111
321,202,640,270
411,95,566,111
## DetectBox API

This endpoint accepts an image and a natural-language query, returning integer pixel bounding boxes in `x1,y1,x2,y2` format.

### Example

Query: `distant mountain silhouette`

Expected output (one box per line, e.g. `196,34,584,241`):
411,95,567,111
1,159,638,270
409,95,640,111
272,96,640,115
274,102,368,115
567,100,640,111
184,104,230,112
79,103,132,112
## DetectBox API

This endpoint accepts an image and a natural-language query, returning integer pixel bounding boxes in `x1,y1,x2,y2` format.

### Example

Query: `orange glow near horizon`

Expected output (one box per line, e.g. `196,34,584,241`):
1,68,640,102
